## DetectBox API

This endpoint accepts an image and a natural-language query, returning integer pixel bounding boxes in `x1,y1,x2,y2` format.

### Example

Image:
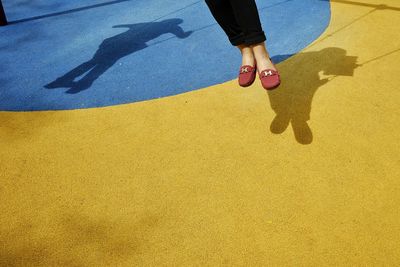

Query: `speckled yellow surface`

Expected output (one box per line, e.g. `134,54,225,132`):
1,0,400,265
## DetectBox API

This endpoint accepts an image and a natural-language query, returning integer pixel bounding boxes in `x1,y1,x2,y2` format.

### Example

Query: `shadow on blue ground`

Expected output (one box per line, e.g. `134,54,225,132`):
45,18,192,94
0,0,331,111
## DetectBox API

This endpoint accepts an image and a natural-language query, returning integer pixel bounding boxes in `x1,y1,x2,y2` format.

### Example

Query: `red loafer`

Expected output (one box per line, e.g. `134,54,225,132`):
258,68,280,90
238,63,257,87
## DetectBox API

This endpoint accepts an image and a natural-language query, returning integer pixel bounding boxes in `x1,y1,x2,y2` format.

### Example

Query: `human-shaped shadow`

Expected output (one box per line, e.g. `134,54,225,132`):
268,47,359,144
45,18,192,94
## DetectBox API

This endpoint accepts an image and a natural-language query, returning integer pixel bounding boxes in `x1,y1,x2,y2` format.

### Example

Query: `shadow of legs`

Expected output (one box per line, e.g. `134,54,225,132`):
65,62,114,94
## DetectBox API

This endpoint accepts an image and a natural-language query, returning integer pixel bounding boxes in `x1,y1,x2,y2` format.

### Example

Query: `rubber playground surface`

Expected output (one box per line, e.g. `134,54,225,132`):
1,0,399,265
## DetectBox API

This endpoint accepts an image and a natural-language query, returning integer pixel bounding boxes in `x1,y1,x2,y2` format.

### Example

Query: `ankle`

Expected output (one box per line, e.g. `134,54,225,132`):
254,53,270,61
242,55,255,66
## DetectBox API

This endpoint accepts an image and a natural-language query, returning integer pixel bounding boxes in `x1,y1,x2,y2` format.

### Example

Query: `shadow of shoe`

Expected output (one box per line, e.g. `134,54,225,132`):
44,78,76,89
270,114,290,134
65,80,93,94
292,120,313,145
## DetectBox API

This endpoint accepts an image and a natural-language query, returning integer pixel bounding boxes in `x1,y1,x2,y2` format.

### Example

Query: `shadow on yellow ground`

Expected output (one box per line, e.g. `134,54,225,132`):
1,1,400,265
0,213,159,266
268,47,358,144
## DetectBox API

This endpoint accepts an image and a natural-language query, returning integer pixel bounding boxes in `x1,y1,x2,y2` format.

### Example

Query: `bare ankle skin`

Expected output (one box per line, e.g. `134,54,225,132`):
237,44,256,67
250,42,277,72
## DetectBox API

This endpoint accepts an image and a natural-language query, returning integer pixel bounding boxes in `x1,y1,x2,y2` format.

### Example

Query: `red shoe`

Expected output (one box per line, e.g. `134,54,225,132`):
258,68,281,90
238,63,257,87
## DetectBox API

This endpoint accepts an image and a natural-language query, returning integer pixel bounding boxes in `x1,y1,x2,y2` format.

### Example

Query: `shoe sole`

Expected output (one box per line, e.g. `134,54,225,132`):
239,76,257,87
262,82,281,90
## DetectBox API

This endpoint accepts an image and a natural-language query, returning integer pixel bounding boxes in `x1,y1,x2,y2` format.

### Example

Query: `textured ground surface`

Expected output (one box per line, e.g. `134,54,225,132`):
0,0,329,110
1,0,400,266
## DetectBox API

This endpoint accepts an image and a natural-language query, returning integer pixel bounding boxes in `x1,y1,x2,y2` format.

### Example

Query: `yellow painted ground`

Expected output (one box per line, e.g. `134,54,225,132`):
1,0,400,265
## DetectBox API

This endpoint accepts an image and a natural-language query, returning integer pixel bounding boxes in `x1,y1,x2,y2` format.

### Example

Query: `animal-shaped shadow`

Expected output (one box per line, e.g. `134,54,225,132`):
268,47,359,144
45,18,192,94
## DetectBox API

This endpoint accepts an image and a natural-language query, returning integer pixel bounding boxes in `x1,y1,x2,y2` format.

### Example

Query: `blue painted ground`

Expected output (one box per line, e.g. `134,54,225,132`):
0,0,330,111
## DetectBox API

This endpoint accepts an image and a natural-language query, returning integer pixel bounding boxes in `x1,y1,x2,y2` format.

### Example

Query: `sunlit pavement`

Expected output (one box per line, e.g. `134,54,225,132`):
1,0,399,265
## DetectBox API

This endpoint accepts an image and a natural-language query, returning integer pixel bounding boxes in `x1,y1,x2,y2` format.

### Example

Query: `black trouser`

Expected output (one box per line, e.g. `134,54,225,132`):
204,0,266,46
0,0,8,26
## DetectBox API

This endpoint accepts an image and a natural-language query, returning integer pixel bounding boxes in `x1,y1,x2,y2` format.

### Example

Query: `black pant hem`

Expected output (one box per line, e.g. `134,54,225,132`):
229,32,266,46
244,31,266,46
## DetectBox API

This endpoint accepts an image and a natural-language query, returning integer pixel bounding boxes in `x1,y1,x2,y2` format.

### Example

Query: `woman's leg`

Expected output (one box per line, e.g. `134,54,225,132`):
204,0,255,66
204,0,245,46
205,0,275,71
228,0,276,71
251,42,277,71
228,0,266,46
237,44,255,67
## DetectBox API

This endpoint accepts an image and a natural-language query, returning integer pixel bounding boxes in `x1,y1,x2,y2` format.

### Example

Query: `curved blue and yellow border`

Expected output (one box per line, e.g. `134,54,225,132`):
0,0,330,111
2,0,400,266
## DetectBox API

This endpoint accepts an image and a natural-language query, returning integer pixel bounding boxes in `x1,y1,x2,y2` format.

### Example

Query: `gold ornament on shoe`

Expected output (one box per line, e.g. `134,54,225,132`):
263,70,274,76
241,67,250,73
